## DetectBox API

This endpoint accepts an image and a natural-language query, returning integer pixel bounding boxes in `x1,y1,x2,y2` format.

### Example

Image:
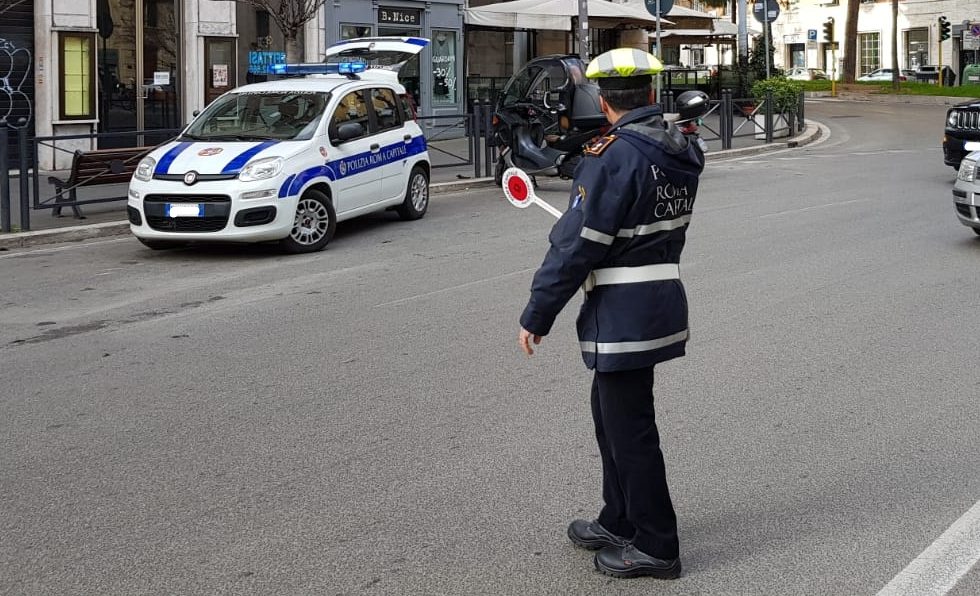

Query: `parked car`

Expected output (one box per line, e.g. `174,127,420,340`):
857,68,908,82
943,98,980,169
951,142,980,235
128,37,432,253
785,67,827,81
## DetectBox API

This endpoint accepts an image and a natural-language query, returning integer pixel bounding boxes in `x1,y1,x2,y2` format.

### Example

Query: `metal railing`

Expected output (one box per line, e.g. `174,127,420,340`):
2,93,806,233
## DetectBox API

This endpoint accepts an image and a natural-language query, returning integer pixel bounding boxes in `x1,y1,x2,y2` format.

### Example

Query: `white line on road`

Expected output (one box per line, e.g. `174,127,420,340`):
876,500,980,596
0,237,130,259
759,198,870,219
375,267,536,308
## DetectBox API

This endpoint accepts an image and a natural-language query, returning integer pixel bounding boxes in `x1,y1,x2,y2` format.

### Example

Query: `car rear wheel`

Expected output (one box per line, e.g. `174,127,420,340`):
280,189,336,253
137,238,186,250
396,166,429,221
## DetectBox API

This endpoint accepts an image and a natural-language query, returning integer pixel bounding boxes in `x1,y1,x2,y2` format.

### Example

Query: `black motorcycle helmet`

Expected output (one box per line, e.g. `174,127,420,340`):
675,90,709,122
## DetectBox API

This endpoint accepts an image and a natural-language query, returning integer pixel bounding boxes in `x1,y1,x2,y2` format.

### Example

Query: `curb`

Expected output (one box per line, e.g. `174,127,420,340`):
0,123,823,250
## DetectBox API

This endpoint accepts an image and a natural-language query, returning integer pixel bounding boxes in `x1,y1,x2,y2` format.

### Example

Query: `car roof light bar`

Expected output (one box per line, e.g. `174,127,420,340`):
268,61,367,76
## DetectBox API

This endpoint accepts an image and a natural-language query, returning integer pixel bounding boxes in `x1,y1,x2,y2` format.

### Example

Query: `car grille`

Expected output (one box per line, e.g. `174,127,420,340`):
952,111,980,130
143,194,231,233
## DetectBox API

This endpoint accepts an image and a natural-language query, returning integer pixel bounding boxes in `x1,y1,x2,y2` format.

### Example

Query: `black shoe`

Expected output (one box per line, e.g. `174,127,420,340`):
567,519,628,551
594,544,682,579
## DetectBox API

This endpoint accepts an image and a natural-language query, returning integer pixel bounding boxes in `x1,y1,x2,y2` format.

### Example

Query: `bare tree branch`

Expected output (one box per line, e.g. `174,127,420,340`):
0,0,28,16
231,0,325,48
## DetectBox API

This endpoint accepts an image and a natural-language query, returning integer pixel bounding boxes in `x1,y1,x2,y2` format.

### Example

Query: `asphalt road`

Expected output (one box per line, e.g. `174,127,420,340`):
1,100,979,595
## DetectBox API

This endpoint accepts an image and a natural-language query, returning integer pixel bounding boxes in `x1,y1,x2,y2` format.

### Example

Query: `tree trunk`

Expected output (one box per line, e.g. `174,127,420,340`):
285,35,302,64
843,0,860,83
891,0,899,90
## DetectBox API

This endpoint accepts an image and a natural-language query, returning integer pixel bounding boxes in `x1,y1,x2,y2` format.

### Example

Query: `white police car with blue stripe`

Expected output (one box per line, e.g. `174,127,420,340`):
128,37,431,253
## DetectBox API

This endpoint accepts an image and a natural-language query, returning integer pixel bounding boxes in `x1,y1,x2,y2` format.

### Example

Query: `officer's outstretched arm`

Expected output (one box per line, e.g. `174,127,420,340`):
520,160,634,336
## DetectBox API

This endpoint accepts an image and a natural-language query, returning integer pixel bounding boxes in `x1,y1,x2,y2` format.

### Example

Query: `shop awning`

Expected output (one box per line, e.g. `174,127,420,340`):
464,0,674,31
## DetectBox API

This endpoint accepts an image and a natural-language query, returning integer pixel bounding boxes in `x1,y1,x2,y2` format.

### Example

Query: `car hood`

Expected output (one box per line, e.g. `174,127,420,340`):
147,140,302,176
952,99,980,109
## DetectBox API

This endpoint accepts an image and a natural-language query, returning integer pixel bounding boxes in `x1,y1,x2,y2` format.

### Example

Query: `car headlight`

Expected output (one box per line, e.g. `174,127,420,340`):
947,110,958,127
957,158,977,183
239,157,284,182
134,156,156,182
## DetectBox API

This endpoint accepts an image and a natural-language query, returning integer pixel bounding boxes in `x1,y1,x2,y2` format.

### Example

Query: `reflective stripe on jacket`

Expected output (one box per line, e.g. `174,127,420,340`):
519,104,705,372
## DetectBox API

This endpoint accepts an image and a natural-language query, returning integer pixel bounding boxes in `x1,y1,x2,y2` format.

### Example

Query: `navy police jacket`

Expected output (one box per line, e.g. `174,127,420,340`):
519,105,705,372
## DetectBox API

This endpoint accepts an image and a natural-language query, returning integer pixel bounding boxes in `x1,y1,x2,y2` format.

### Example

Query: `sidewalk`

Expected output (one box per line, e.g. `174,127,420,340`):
0,121,823,249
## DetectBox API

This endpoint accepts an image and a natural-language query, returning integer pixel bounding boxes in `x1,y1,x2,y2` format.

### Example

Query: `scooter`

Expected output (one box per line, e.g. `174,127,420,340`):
491,55,608,185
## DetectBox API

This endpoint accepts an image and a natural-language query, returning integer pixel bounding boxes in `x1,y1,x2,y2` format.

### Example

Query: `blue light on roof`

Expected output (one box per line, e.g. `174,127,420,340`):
267,61,367,76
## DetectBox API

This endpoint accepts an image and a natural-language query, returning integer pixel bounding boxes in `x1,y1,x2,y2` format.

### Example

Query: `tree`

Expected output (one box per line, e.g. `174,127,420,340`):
890,0,899,90
843,0,860,83
0,0,27,15
232,0,326,63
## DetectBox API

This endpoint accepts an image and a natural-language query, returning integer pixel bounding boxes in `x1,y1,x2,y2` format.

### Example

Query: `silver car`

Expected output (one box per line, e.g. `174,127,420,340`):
952,142,980,236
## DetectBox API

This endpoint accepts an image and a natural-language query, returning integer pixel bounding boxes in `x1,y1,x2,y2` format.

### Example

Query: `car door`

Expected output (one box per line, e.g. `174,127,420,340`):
328,89,382,214
368,86,416,201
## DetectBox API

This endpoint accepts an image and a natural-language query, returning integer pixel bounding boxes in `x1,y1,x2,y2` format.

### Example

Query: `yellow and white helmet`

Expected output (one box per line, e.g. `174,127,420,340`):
585,48,663,89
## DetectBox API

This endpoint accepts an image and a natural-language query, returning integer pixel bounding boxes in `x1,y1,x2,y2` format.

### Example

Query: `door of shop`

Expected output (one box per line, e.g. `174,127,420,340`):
96,0,181,147
1,0,34,159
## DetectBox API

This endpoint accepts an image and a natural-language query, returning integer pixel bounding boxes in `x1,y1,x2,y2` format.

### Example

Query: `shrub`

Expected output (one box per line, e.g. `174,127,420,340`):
751,76,804,112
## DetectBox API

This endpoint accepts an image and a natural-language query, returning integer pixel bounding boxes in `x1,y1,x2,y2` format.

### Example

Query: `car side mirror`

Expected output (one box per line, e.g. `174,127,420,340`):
332,121,366,143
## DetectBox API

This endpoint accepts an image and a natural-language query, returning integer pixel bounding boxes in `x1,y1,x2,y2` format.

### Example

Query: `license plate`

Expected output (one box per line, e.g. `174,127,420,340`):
165,203,204,218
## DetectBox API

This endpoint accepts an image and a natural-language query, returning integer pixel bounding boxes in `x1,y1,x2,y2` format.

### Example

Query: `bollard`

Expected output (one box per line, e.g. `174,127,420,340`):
720,89,731,150
798,90,805,132
483,100,493,178
1,119,10,233
18,118,30,231
764,90,774,144
472,106,481,179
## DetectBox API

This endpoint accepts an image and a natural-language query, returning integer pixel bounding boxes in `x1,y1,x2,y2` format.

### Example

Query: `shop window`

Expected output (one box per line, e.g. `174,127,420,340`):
341,24,373,40
431,30,458,105
60,32,96,120
904,28,928,71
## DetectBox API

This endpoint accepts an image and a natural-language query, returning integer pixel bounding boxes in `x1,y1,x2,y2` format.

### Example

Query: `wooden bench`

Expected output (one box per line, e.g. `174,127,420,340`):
48,147,153,218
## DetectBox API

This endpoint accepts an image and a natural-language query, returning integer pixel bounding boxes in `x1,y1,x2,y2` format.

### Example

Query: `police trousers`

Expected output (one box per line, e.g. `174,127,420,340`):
591,366,679,560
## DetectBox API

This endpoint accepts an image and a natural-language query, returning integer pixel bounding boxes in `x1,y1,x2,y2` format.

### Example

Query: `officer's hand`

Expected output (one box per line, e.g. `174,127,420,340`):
518,327,542,356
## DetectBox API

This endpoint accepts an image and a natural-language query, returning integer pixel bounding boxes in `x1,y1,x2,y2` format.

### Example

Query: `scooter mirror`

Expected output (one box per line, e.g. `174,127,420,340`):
502,167,563,218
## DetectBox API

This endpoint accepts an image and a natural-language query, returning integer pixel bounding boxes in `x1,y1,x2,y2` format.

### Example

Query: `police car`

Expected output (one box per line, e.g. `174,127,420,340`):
953,141,980,236
128,38,431,253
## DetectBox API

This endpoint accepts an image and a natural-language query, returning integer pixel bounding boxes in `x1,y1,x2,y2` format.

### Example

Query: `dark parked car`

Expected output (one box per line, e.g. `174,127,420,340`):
943,98,980,169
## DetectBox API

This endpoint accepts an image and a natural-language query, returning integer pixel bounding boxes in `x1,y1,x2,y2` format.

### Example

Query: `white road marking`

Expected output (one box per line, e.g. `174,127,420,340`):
375,267,536,307
876,500,980,596
759,198,870,218
0,237,131,259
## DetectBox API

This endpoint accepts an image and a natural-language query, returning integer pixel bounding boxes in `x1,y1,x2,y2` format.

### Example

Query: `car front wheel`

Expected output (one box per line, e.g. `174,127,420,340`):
396,166,429,221
280,189,336,253
973,228,980,237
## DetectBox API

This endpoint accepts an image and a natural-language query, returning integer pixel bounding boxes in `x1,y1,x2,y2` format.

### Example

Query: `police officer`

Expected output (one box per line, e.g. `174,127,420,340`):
516,48,705,579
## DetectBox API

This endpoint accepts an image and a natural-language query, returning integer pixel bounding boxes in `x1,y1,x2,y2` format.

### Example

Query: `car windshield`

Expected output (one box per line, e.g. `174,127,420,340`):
181,91,330,141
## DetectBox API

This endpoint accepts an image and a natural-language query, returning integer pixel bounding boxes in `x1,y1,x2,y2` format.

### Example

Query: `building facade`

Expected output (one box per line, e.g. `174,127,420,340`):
772,0,979,83
18,0,465,169
324,0,466,123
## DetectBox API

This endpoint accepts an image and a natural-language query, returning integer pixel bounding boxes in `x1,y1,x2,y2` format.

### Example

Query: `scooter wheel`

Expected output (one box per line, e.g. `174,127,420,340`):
494,157,505,186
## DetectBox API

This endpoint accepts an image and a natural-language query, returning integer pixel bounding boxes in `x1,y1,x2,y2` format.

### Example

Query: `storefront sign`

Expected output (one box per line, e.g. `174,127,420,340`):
378,7,421,26
248,51,286,74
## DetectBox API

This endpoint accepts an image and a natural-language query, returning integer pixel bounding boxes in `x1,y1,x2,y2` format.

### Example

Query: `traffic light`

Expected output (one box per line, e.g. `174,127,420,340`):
939,16,951,41
823,17,835,43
